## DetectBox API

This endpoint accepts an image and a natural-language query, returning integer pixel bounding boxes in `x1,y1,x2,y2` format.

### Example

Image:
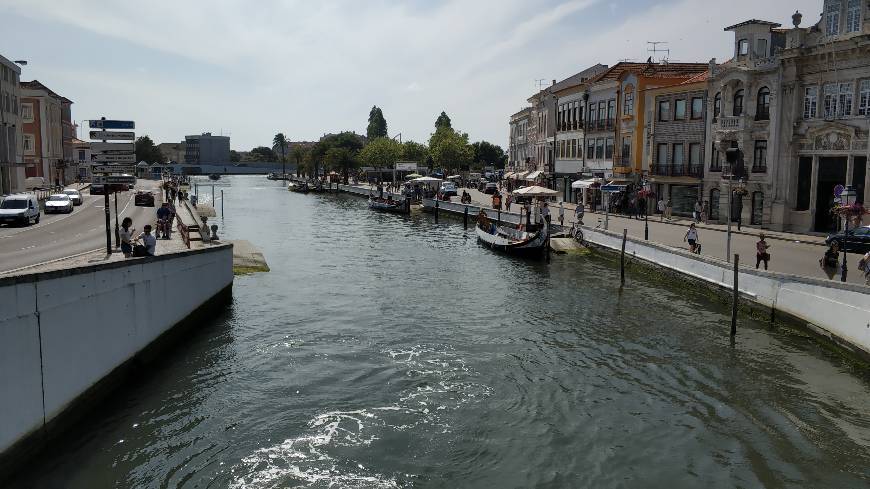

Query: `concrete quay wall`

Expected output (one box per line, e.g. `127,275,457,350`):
0,244,234,458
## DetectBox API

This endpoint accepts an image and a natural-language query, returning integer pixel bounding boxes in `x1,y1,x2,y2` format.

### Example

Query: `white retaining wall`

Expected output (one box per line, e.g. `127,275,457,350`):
0,245,233,455
582,227,870,357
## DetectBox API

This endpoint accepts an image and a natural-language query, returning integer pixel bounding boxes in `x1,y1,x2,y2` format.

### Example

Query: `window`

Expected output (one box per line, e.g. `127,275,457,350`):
607,99,616,122
710,189,720,220
658,100,670,121
657,144,668,166
77,150,86,161
595,138,605,159
21,103,33,122
859,80,870,115
823,83,838,118
756,38,768,57
710,143,722,171
598,101,606,122
605,138,614,159
572,139,578,158
11,95,17,115
804,86,818,118
837,82,853,117
827,1,841,36
587,139,595,159
588,102,598,126
733,89,744,116
623,88,634,116
672,143,684,166
847,0,861,33
756,87,770,120
621,136,631,163
674,99,686,119
691,97,703,119
753,140,767,171
738,39,749,55
751,192,764,225
23,134,35,154
689,143,701,166
713,92,721,120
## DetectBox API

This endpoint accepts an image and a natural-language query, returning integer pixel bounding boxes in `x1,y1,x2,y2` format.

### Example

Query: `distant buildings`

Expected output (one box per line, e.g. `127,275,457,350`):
0,54,22,194
20,80,66,186
158,142,186,164
184,133,229,164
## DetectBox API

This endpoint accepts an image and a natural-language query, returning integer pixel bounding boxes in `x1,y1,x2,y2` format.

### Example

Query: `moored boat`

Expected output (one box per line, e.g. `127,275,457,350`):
368,197,407,214
475,211,548,257
208,173,221,181
289,182,310,193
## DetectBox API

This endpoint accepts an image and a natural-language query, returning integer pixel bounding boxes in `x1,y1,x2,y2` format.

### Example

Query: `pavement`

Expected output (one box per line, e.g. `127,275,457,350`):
0,181,164,275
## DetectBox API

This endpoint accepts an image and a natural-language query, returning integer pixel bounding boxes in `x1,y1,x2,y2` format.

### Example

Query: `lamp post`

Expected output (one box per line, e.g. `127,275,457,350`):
723,143,745,263
840,185,856,282
642,178,650,240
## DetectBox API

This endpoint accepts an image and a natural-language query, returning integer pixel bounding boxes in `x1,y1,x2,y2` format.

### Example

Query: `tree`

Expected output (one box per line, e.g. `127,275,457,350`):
324,147,358,184
273,133,289,176
229,150,241,162
428,127,472,175
249,146,277,161
471,141,506,169
435,111,452,129
401,141,428,163
358,137,402,180
134,136,164,164
366,106,388,140
291,145,308,177
310,132,365,179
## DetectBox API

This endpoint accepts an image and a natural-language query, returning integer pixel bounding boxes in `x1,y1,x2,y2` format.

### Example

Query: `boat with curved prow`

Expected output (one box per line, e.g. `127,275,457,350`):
475,212,548,257
368,197,407,214
208,173,221,181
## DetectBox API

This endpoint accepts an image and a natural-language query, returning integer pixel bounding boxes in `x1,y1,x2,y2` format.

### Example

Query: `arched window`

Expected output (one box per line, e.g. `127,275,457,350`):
751,191,764,225
713,92,721,120
756,87,770,120
710,189,720,220
733,89,744,116
623,86,635,116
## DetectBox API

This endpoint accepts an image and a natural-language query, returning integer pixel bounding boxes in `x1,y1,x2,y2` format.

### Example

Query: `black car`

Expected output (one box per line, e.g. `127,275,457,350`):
134,191,155,207
825,225,870,253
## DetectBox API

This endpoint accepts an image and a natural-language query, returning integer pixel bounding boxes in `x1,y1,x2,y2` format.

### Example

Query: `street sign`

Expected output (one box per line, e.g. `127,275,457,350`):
90,131,135,141
92,165,136,174
90,142,134,153
93,154,136,163
94,175,136,185
834,184,845,197
89,119,135,130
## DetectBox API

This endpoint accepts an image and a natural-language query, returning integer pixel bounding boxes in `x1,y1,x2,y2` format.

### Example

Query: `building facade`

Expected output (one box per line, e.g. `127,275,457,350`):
158,142,186,164
0,54,23,194
508,107,531,172
184,133,230,164
20,80,64,186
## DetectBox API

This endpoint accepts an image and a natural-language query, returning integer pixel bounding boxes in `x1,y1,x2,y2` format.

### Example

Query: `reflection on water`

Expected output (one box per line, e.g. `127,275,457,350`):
11,176,870,489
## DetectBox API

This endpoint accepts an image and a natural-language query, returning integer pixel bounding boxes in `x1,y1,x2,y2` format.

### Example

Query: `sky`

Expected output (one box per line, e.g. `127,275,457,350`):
1,0,820,151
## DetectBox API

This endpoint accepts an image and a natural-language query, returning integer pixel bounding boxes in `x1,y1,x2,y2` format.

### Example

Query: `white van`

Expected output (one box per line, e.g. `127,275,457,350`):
24,176,47,190
0,194,40,226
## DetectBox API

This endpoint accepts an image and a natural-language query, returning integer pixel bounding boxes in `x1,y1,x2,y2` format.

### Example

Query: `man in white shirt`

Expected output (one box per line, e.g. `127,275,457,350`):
136,225,157,257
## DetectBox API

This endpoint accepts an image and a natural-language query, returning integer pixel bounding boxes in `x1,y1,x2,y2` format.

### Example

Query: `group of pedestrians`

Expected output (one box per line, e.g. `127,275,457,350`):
119,217,157,258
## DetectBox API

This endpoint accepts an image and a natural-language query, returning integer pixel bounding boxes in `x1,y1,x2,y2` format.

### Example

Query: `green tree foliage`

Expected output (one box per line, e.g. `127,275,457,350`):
272,133,288,162
471,141,507,169
134,135,164,164
428,127,472,175
311,132,365,180
324,147,357,183
291,145,309,176
366,106,388,140
229,150,241,162
358,137,402,173
434,111,452,129
249,146,278,161
401,141,428,163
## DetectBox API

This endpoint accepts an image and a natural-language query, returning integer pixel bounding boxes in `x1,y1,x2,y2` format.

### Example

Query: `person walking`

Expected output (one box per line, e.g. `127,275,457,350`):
574,202,585,225
701,201,709,224
658,198,666,221
684,223,700,253
558,202,565,226
492,191,502,211
665,199,673,220
755,233,771,270
820,242,840,280
120,217,135,258
693,200,702,223
505,193,513,212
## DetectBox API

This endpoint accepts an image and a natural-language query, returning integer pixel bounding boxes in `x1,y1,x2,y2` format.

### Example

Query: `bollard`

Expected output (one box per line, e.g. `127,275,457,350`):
212,185,215,207
221,189,224,217
620,229,627,285
435,198,439,223
464,206,468,229
731,254,739,337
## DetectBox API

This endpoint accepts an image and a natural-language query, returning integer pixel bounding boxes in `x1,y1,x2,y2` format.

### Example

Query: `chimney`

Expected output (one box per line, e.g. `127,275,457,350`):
552,79,557,86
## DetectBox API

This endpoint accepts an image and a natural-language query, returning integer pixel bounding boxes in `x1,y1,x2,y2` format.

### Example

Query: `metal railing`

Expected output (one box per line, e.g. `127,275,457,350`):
751,165,767,173
650,164,704,178
717,116,744,130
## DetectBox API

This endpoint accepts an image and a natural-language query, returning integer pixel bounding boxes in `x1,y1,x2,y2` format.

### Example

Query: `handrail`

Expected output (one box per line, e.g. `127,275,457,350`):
176,215,191,249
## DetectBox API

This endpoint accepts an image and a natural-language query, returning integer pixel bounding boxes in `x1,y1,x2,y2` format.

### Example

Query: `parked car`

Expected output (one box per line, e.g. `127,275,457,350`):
0,194,40,226
439,181,458,197
90,184,106,195
825,225,870,254
62,188,83,205
24,176,47,190
45,194,74,214
484,182,498,194
134,191,155,207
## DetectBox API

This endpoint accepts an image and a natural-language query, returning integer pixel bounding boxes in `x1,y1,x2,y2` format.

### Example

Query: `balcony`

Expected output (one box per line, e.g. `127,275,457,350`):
593,118,615,131
650,164,704,178
716,116,744,131
709,163,722,172
751,165,767,173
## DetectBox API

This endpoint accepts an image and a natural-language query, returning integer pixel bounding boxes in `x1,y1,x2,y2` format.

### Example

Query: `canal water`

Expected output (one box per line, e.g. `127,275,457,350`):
13,176,870,488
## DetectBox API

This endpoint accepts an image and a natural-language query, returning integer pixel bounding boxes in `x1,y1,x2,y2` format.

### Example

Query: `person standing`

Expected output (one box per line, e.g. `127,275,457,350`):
693,200,702,223
658,198,666,221
558,202,565,226
492,191,502,211
505,193,513,212
859,250,870,285
684,223,700,253
120,217,135,258
541,201,551,224
755,233,771,270
665,199,673,220
574,202,585,225
701,201,709,224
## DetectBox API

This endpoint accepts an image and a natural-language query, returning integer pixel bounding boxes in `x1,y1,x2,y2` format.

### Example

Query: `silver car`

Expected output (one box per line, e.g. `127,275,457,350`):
63,188,83,205
45,194,74,214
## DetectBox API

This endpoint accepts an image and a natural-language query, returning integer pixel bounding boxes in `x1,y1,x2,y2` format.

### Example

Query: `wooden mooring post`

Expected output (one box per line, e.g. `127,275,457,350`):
434,199,439,223
221,190,224,217
464,206,468,229
731,254,739,337
620,229,627,285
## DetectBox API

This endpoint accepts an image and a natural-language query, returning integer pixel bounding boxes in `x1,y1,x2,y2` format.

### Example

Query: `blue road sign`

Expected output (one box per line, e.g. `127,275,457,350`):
89,119,135,130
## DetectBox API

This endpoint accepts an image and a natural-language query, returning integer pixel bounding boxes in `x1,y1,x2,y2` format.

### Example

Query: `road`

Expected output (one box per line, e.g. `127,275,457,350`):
0,182,161,274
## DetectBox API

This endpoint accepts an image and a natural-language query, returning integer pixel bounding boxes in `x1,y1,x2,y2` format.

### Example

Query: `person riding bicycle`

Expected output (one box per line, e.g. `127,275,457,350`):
156,202,173,240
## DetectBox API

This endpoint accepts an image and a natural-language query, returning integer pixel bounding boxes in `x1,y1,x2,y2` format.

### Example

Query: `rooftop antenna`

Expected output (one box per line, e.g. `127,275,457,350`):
534,78,547,90
647,41,670,63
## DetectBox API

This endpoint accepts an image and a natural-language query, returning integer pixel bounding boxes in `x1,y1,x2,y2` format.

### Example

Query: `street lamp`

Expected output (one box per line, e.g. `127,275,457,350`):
723,143,746,263
840,185,856,282
642,178,650,240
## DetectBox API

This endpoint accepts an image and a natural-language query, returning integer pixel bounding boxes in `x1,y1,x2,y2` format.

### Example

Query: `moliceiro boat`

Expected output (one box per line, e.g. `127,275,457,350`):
475,210,548,257
368,196,409,214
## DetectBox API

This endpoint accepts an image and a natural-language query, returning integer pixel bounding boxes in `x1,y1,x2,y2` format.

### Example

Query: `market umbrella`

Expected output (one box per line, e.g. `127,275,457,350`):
411,176,442,183
406,173,423,179
512,185,559,197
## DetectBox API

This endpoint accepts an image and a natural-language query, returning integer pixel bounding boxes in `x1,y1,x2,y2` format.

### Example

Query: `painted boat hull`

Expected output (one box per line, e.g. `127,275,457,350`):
368,198,407,214
475,220,548,257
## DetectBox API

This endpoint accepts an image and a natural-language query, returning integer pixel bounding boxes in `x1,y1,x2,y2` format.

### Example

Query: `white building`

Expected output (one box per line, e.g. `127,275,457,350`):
0,54,23,194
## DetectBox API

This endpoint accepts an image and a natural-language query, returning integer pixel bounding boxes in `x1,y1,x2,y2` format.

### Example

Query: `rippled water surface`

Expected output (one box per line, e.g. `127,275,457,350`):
13,176,870,488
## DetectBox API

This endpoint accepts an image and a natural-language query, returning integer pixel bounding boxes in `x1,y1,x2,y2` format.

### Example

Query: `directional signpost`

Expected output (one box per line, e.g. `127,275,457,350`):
89,117,136,253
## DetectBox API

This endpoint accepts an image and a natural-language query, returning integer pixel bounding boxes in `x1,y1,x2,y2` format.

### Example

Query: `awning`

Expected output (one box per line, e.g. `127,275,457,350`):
600,182,628,192
525,170,543,180
571,178,601,189
513,171,528,180
512,185,559,197
503,172,515,179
